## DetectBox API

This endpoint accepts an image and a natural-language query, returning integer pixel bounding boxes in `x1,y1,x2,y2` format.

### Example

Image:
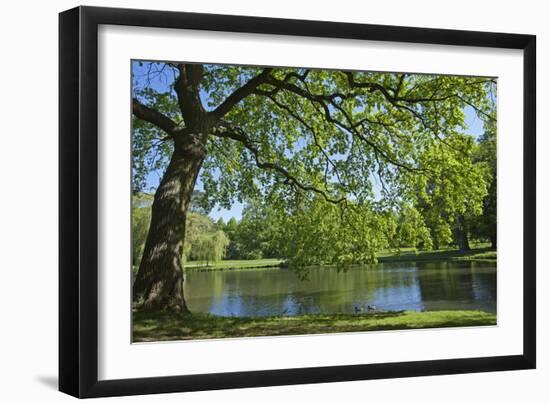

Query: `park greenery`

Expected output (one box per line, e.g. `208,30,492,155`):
133,310,496,341
132,192,496,270
131,60,497,329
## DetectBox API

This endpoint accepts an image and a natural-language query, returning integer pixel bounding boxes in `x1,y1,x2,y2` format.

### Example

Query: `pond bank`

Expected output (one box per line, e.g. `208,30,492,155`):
378,248,496,264
183,248,496,272
133,310,496,342
184,258,283,271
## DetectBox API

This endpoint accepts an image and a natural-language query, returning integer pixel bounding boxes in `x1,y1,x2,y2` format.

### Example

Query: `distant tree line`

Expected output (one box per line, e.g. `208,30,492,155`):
133,114,496,270
132,192,281,267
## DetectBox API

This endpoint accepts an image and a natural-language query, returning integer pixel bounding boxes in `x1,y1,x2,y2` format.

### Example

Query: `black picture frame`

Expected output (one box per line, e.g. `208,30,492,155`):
59,5,536,398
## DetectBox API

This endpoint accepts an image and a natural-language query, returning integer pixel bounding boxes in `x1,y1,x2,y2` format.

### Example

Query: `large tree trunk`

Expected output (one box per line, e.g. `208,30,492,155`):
133,138,205,312
454,214,471,252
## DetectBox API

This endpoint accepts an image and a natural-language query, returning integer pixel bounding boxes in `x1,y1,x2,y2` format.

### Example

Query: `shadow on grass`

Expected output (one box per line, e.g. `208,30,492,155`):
133,309,495,342
378,247,496,264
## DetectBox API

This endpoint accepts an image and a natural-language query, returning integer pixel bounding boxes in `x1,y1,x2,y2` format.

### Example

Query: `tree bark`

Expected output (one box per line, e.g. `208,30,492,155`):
454,214,471,252
133,136,205,312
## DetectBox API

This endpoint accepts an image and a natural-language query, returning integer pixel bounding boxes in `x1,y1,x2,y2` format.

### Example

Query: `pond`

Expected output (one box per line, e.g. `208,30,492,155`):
184,260,496,317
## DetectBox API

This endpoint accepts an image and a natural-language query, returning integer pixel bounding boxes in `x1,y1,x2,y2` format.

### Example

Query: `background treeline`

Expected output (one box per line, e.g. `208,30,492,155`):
132,193,281,267
133,122,496,269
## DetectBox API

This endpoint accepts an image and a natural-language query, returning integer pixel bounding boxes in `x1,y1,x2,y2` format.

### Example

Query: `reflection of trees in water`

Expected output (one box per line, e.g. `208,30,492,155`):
184,262,496,316
470,263,497,313
417,262,475,303
416,262,496,313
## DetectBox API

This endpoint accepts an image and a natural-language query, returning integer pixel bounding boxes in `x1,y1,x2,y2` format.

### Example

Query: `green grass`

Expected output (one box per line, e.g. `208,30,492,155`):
136,243,495,275
185,258,283,271
133,310,496,342
377,245,496,264
181,244,495,273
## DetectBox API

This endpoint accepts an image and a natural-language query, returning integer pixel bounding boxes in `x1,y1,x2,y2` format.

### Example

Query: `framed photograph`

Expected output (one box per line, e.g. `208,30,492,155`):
59,6,536,398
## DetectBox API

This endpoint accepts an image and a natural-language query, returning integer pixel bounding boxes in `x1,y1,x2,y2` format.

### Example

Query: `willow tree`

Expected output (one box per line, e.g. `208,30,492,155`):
132,61,496,312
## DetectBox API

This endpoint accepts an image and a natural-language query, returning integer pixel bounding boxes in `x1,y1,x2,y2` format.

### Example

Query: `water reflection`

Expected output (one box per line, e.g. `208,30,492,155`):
184,261,496,317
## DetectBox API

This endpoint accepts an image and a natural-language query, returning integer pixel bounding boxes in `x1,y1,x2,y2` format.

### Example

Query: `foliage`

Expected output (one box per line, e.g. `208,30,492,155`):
188,230,230,265
391,204,433,250
183,212,215,260
411,134,490,249
131,193,153,267
222,201,283,260
272,196,391,269
225,196,432,271
132,61,497,269
469,118,497,246
131,88,179,192
132,194,230,266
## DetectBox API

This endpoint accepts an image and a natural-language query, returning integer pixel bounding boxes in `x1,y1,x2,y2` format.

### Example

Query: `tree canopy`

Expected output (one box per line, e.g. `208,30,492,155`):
133,61,496,268
131,61,496,310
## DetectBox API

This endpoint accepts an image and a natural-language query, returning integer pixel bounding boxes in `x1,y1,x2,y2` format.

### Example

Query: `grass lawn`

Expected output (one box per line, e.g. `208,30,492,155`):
181,246,496,273
185,258,283,271
133,310,496,342
377,245,496,264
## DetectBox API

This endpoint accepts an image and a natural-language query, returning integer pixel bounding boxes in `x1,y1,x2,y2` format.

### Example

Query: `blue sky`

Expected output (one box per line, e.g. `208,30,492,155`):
132,61,485,222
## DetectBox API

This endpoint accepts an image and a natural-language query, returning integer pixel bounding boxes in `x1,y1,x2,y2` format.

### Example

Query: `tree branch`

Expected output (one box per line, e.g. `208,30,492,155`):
210,68,274,120
174,64,207,127
257,91,349,188
213,123,346,205
259,76,428,174
455,95,497,122
132,98,178,135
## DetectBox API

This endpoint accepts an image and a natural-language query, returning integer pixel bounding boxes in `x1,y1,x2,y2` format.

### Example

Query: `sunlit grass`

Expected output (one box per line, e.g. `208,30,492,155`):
182,244,496,273
185,258,283,271
377,244,496,263
133,310,496,342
